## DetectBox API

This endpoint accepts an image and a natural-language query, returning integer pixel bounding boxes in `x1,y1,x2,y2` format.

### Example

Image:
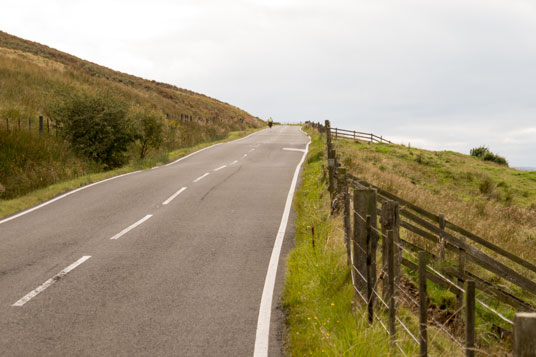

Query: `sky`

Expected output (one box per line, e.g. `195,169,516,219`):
1,0,536,167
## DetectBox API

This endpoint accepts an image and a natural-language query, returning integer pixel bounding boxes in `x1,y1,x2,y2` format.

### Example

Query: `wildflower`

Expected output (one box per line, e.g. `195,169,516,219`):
330,302,335,306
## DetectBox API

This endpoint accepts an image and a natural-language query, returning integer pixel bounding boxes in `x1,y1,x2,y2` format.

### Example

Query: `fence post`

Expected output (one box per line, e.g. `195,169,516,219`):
381,201,400,301
466,280,475,357
387,229,396,347
47,117,50,133
344,174,351,265
419,251,428,357
353,130,356,142
457,236,466,332
370,133,373,144
28,117,31,131
18,118,21,130
514,312,536,356
39,116,43,134
335,127,338,139
439,213,446,262
366,214,375,324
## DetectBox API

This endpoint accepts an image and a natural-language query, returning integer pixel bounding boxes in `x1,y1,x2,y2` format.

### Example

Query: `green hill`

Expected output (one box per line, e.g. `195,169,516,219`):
0,31,262,201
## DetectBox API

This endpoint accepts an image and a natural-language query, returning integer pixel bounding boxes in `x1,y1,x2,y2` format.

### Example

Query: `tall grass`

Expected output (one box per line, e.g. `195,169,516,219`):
283,132,460,356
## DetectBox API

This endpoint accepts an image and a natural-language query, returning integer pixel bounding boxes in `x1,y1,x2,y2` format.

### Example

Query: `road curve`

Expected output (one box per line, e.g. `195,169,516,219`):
0,125,309,356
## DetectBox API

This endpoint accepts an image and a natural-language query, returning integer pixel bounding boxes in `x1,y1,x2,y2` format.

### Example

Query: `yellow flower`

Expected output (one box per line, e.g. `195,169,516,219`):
307,317,311,320
330,302,335,306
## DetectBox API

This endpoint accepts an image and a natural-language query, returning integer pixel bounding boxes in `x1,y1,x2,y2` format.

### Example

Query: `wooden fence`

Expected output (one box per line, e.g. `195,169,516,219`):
313,120,536,356
306,121,392,144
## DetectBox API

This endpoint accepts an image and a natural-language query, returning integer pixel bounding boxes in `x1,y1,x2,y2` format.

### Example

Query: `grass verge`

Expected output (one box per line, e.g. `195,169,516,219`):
0,128,261,219
283,130,463,356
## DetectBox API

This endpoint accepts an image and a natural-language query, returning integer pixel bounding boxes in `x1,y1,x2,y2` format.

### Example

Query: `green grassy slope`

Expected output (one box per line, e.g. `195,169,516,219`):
0,31,263,202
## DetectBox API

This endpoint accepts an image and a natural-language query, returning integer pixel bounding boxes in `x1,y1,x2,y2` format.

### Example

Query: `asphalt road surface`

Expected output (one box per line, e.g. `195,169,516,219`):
0,126,310,356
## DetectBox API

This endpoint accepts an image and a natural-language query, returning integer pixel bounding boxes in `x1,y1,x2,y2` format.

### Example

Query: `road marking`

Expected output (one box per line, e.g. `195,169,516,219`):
12,256,91,307
110,215,153,240
162,187,187,205
0,171,141,226
249,148,255,152
283,147,306,153
230,160,238,165
193,173,210,183
253,136,311,357
213,165,227,171
151,166,160,170
165,143,223,167
242,154,248,159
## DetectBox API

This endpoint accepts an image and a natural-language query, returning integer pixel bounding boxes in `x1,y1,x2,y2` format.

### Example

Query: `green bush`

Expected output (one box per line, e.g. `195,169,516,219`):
49,90,137,169
129,107,166,159
470,146,508,166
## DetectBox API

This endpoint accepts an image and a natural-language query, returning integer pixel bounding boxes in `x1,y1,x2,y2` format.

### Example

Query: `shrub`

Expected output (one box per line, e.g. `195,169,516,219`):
49,90,137,169
129,107,166,159
470,146,508,166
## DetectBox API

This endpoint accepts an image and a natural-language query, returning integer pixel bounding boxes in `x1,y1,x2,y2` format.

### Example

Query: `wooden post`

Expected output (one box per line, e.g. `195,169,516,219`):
335,127,338,139
39,116,43,134
325,120,331,154
47,117,50,133
344,175,351,265
370,133,373,143
28,117,31,131
466,280,476,357
18,118,21,130
387,229,396,347
514,312,536,356
381,201,400,301
353,130,356,142
366,215,374,324
457,236,466,332
439,213,446,262
419,251,428,357
353,187,377,297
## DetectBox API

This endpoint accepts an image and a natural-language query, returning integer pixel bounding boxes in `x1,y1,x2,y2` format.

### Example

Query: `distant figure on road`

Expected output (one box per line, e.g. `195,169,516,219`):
268,117,273,128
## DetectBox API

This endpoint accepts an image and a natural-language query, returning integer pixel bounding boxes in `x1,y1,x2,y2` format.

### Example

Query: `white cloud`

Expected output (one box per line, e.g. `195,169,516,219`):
1,0,535,166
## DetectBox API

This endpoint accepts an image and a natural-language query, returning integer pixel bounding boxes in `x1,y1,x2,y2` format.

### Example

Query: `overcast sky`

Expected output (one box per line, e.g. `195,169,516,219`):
2,0,535,167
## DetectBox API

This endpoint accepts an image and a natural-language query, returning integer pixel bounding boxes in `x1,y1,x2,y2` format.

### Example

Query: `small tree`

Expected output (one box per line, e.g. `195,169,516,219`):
49,90,136,169
130,107,166,159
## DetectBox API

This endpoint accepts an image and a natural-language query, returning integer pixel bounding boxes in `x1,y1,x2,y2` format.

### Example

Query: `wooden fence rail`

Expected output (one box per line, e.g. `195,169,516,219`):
312,119,536,356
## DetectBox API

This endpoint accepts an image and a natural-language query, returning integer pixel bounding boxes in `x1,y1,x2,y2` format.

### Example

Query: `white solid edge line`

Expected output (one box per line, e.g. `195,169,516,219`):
253,135,311,357
12,256,92,307
282,147,306,152
193,173,210,183
0,171,141,226
110,214,153,240
0,128,265,226
164,128,265,167
162,187,187,205
214,165,227,171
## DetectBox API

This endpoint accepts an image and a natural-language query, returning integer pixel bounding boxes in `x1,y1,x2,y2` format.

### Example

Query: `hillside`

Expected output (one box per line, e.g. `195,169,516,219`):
0,31,258,127
0,31,262,201
283,126,536,356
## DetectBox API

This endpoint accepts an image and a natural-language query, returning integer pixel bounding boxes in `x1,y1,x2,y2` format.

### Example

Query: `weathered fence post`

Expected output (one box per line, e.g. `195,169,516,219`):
39,116,43,134
514,312,536,356
457,236,466,332
366,214,374,324
353,130,356,142
419,251,428,357
439,213,446,262
335,127,338,139
344,174,351,265
466,280,476,357
381,200,400,301
387,229,396,348
370,133,373,144
353,187,378,300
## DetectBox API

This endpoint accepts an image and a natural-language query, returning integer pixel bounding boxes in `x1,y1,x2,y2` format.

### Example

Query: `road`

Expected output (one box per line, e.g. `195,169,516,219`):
0,125,310,356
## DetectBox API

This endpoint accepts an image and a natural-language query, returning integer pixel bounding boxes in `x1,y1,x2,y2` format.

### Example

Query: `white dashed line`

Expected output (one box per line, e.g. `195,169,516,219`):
230,160,239,165
242,154,248,159
162,187,187,205
249,148,255,152
214,165,227,171
110,215,153,240
193,173,210,183
12,256,92,307
283,148,306,153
